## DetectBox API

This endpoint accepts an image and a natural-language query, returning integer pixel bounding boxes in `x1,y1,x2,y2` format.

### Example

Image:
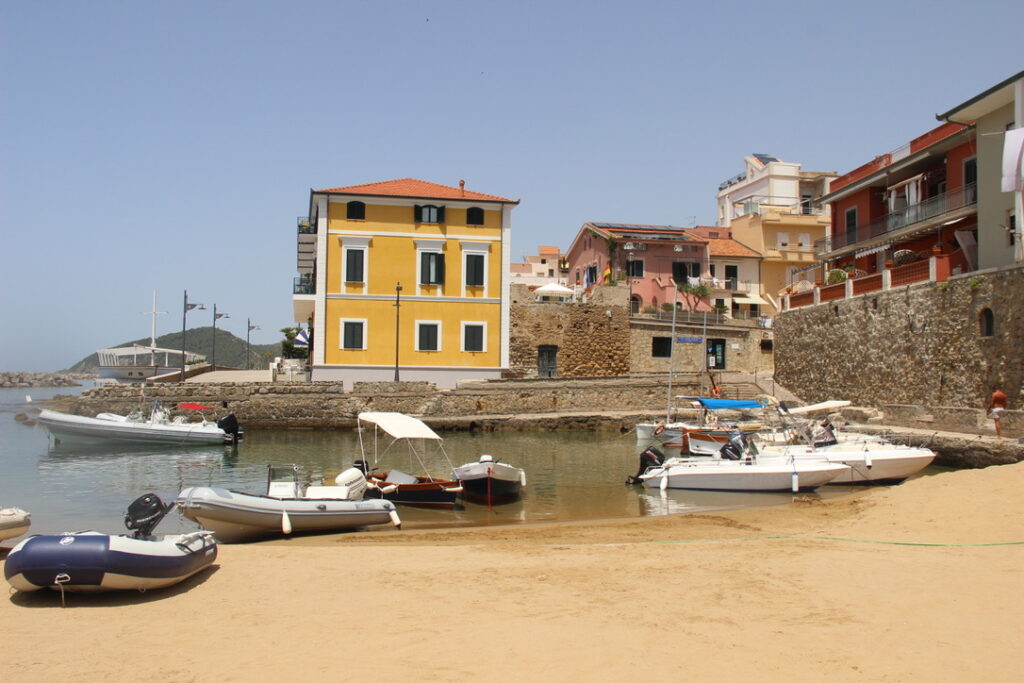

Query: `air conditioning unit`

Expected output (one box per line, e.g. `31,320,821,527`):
673,244,683,252
622,242,635,250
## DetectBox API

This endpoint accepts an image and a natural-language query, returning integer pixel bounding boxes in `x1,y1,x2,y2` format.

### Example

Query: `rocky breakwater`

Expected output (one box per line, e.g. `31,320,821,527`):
1,371,87,388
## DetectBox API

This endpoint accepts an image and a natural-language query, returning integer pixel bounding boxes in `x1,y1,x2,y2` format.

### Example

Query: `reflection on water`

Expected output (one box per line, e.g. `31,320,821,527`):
1,385,880,537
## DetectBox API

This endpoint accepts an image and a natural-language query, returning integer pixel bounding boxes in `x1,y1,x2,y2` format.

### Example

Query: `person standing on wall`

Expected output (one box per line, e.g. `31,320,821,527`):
987,386,1008,437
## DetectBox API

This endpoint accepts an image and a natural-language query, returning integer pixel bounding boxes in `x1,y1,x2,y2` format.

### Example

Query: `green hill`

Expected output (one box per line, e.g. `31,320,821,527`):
65,327,281,374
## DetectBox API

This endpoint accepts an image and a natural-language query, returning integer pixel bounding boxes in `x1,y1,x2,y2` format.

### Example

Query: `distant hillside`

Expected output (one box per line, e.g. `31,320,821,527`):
66,327,281,374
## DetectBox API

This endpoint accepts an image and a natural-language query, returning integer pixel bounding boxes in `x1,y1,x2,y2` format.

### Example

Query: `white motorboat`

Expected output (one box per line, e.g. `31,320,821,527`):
0,507,31,542
452,455,526,505
638,458,849,492
176,464,401,543
637,397,765,454
4,494,216,593
754,441,934,485
37,403,242,446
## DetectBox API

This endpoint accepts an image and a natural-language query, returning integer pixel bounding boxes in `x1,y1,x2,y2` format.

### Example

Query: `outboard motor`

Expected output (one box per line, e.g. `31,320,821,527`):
124,493,171,539
217,413,243,443
354,459,371,476
811,419,838,447
719,431,746,461
627,446,665,485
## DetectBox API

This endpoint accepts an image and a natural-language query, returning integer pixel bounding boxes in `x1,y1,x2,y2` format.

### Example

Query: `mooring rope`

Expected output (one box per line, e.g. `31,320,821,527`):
643,535,1024,548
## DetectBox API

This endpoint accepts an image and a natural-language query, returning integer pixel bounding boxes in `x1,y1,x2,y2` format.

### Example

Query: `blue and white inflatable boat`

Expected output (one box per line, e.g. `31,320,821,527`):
4,494,217,593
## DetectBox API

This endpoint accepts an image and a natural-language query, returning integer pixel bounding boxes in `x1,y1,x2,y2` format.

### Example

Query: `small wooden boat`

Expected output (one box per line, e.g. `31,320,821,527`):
4,494,216,593
356,412,463,509
452,455,526,505
0,507,31,542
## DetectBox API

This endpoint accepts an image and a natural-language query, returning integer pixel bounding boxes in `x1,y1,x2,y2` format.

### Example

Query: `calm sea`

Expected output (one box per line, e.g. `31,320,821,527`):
1,383,859,538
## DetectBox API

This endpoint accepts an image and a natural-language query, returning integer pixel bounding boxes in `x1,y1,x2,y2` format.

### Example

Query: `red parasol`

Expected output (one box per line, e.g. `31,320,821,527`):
179,402,214,411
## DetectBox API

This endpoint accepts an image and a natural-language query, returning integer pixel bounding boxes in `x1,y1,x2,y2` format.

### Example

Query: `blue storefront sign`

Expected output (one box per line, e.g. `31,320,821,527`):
677,336,703,343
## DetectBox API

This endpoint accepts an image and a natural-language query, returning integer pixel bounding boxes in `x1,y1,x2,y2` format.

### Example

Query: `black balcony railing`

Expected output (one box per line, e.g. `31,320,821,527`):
297,216,315,234
293,276,315,295
816,182,976,254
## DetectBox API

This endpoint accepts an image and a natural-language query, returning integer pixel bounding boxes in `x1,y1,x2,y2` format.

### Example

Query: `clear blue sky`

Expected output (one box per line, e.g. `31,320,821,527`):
2,1,1021,371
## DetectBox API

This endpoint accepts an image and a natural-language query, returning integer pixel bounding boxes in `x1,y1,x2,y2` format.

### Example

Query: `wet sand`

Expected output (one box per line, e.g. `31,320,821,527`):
3,462,1022,682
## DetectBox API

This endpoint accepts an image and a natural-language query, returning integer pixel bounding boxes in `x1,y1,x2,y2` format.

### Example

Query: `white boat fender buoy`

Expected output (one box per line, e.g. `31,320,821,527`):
389,509,402,529
864,454,873,469
660,473,669,491
791,471,799,493
379,484,398,495
519,470,527,487
281,508,293,534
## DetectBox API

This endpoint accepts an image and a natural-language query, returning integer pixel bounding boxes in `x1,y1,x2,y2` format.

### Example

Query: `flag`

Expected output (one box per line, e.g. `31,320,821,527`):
602,263,611,283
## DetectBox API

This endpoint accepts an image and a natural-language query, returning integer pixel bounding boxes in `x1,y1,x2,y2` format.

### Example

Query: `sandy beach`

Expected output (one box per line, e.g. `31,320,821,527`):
3,463,1022,682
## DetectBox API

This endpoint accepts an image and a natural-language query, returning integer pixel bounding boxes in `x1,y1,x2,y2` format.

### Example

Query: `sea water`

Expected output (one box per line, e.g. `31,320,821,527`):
1,384,859,537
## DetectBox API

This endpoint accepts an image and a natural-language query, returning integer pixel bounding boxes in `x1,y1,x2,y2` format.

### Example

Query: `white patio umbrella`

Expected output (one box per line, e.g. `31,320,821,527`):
534,283,575,296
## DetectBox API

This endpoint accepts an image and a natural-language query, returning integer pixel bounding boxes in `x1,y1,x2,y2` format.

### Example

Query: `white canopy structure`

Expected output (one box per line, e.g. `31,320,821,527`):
357,412,442,441
534,283,574,297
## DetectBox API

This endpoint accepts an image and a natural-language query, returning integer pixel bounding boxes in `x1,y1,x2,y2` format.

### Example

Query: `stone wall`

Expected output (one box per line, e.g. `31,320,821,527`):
774,264,1024,410
509,284,631,378
629,319,773,375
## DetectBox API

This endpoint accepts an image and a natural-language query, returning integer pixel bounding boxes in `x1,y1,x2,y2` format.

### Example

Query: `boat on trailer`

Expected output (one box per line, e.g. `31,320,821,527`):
4,493,216,593
356,412,463,509
452,455,526,505
0,507,30,542
176,464,401,543
37,402,242,446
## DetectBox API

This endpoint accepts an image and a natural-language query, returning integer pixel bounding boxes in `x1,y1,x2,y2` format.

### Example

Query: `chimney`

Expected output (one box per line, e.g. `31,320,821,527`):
459,179,465,196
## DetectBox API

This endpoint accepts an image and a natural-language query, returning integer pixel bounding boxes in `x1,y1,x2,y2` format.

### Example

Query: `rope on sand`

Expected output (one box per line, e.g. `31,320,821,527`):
645,535,1024,548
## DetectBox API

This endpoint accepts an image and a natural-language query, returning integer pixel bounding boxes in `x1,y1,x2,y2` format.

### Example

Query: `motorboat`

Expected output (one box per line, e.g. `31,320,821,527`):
0,507,30,542
752,422,935,485
4,493,216,593
637,397,765,454
631,435,849,492
176,464,401,543
37,402,242,446
356,412,463,509
452,455,526,505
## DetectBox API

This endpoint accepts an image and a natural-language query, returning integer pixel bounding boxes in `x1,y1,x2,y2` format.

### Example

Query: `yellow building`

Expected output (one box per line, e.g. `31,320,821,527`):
293,178,518,388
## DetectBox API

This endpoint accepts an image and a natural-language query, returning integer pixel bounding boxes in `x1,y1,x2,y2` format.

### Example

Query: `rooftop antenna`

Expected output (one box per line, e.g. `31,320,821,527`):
682,216,697,227
142,290,167,348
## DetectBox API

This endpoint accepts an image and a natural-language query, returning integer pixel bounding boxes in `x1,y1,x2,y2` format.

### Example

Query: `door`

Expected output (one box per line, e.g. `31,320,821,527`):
725,265,738,290
706,339,726,370
538,345,558,378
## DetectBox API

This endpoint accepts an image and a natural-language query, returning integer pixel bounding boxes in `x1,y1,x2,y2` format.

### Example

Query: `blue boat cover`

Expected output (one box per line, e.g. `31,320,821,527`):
696,398,763,410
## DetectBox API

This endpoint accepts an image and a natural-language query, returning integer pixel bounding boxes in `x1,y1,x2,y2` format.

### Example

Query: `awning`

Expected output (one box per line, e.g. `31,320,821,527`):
855,242,891,257
358,412,442,441
732,294,769,305
293,328,310,348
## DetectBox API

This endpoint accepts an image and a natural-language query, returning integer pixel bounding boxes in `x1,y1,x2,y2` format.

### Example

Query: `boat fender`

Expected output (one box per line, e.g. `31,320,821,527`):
791,471,799,493
864,453,873,469
389,509,402,529
653,423,665,436
659,474,669,491
444,486,464,493
520,470,527,487
281,509,292,534
379,484,398,495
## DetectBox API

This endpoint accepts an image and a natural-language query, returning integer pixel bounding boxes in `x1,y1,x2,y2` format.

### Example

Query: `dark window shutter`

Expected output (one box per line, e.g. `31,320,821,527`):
346,250,364,282
414,205,422,222
467,207,484,225
437,206,446,223
420,252,430,284
436,254,445,284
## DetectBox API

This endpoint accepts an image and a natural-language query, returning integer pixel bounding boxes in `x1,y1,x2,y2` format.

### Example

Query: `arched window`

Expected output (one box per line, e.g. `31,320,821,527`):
346,201,365,220
979,308,994,337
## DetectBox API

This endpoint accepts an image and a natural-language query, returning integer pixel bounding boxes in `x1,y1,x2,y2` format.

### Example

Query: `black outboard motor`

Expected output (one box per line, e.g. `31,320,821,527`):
217,413,243,443
627,446,665,485
354,459,371,476
124,493,172,539
719,431,746,461
811,419,838,447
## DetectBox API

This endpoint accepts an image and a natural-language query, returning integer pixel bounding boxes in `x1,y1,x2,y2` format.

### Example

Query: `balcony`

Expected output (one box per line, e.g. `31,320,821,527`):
733,195,826,219
293,275,315,295
296,216,316,275
815,183,976,256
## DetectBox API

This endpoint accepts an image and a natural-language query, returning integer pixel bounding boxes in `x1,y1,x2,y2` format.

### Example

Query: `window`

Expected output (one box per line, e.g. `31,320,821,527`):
421,252,445,285
845,207,858,245
463,323,485,352
416,322,440,351
344,248,364,283
415,204,445,224
1008,212,1017,247
346,201,365,220
798,233,810,248
585,265,598,286
724,265,738,290
673,261,699,283
979,308,994,337
341,320,365,350
465,253,485,286
626,260,644,277
466,207,484,226
652,337,672,358
708,231,719,239
777,232,789,248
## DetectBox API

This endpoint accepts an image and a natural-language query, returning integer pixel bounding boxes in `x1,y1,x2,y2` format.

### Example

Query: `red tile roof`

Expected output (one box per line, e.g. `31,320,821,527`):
704,237,760,258
315,178,516,203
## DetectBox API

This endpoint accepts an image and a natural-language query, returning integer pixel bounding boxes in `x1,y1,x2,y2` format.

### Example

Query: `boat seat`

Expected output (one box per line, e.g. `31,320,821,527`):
267,481,298,498
304,485,352,499
385,470,419,485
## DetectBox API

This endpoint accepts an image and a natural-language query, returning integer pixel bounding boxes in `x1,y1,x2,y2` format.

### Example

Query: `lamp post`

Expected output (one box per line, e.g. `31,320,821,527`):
393,282,402,381
181,291,205,382
212,304,229,369
246,319,260,370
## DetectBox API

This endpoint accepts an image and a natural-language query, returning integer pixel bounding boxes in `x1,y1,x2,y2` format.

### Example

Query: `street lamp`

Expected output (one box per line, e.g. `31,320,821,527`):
393,282,402,382
212,304,229,369
181,290,205,382
246,319,260,370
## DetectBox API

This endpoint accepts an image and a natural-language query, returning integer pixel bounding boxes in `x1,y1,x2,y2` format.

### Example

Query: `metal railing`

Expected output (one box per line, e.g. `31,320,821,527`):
293,276,315,295
815,182,976,254
297,216,315,234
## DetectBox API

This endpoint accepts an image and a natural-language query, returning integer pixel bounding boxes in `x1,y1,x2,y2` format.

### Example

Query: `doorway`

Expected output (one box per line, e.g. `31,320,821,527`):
706,338,726,370
538,345,558,378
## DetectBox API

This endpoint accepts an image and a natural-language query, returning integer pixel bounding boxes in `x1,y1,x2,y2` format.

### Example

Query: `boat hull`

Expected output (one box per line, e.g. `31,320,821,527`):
0,507,31,542
453,462,525,505
176,486,399,543
758,447,935,484
4,531,217,593
364,475,462,509
37,409,230,445
640,460,848,492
